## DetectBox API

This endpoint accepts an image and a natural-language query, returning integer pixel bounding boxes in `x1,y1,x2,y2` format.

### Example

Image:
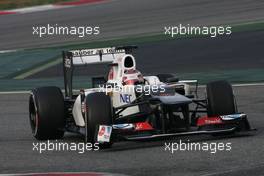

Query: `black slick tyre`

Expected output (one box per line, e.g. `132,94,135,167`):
29,87,65,140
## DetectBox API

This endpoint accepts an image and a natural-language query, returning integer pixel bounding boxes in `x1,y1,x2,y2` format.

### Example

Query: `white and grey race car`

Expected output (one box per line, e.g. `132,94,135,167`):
29,46,253,148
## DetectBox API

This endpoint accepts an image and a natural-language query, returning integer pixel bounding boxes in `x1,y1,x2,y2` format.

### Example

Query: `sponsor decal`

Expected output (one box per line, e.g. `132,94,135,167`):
205,119,222,124
72,48,124,57
120,94,132,103
197,116,223,126
97,125,112,143
135,122,153,131
98,126,105,137
106,126,111,134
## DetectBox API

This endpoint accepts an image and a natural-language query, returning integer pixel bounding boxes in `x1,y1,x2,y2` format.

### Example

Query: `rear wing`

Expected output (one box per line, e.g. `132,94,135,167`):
66,47,126,66
62,46,137,98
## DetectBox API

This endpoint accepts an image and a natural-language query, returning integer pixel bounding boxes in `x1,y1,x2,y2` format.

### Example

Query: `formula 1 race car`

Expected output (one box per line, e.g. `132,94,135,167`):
29,46,253,148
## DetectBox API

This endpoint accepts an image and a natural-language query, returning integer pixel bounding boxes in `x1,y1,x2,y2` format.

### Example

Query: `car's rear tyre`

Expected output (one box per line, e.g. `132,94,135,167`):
29,87,65,140
206,80,236,116
85,92,113,148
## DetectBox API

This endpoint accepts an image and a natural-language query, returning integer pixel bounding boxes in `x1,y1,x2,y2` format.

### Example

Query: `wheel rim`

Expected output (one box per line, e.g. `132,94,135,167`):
29,95,38,136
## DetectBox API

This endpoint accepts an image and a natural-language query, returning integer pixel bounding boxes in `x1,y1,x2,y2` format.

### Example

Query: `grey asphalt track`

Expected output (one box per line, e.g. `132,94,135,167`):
0,85,263,176
0,0,264,50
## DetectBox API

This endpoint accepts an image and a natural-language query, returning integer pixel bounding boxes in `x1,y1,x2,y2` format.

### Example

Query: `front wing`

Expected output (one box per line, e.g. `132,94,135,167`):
96,113,255,143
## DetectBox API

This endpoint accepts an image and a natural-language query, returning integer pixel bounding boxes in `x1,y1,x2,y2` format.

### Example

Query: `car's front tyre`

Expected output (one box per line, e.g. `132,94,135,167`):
85,92,113,148
206,80,236,116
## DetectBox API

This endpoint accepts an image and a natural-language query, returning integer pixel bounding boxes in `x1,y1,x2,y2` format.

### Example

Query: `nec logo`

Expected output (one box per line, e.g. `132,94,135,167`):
120,94,132,103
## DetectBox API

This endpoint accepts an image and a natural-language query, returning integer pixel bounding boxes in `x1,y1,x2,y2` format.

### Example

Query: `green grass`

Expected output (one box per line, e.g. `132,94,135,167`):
0,49,61,79
0,0,73,10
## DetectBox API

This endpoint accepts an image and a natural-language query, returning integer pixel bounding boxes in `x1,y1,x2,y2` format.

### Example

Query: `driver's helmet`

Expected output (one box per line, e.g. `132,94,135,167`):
122,69,144,85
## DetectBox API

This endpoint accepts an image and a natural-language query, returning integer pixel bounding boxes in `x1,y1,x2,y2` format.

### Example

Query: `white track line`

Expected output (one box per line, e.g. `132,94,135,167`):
0,172,126,176
198,82,264,88
233,83,264,87
9,5,72,14
0,49,19,54
0,0,108,15
0,91,30,94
